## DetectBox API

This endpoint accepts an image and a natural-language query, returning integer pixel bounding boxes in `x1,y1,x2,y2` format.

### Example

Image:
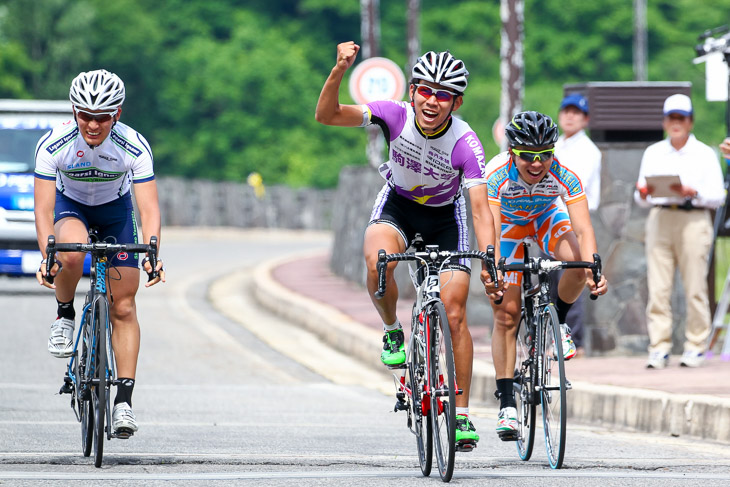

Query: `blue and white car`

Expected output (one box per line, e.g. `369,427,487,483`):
0,100,74,275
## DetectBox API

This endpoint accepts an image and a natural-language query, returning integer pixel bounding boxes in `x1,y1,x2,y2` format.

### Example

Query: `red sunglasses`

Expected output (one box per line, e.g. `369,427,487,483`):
414,84,457,102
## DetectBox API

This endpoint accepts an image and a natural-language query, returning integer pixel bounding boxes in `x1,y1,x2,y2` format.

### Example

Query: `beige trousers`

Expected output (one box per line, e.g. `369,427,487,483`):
645,207,713,354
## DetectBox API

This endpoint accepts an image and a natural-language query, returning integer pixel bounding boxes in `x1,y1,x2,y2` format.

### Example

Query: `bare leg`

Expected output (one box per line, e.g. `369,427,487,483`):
490,285,522,380
53,218,88,304
553,232,587,304
363,223,407,325
109,267,141,379
440,271,473,408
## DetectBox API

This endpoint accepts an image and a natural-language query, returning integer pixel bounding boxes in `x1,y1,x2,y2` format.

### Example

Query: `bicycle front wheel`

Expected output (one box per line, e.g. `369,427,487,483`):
539,303,567,469
79,307,93,457
514,312,536,461
428,302,455,482
407,313,432,477
92,298,109,468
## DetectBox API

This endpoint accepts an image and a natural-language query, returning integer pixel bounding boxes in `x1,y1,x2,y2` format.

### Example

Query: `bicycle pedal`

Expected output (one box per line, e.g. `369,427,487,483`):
565,379,572,390
113,429,134,439
497,430,519,442
455,440,477,452
59,382,73,395
385,363,407,370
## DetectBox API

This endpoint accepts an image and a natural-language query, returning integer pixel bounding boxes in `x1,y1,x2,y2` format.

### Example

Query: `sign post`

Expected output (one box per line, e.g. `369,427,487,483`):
348,57,406,168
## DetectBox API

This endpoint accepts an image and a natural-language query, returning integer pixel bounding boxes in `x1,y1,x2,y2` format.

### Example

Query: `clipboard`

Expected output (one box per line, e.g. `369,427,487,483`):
645,175,682,198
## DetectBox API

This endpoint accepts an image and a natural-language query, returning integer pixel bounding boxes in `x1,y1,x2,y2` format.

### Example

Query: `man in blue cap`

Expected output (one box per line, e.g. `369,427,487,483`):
550,93,602,357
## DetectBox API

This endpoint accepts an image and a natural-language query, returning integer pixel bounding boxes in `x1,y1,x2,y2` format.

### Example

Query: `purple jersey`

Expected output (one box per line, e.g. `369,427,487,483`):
363,100,486,207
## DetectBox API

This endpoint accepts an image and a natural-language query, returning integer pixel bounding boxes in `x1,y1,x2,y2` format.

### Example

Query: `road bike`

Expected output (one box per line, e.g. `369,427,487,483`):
47,230,158,468
375,234,498,482
498,241,601,469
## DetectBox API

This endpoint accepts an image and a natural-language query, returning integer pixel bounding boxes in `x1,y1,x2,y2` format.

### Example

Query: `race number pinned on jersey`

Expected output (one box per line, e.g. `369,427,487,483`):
348,57,406,105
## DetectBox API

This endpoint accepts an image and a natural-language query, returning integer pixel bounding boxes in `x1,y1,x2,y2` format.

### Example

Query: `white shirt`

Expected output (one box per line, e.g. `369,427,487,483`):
555,129,602,211
634,134,725,209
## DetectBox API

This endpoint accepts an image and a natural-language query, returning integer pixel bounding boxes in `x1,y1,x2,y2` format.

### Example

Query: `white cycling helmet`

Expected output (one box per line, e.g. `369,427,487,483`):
69,69,125,113
411,51,469,94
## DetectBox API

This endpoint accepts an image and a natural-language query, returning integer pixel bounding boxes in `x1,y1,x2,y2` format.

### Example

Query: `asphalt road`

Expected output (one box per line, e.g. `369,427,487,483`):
1,228,729,486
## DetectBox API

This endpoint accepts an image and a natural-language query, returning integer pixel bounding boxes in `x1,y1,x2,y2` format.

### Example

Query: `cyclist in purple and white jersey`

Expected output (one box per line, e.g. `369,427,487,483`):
34,69,165,436
316,41,502,449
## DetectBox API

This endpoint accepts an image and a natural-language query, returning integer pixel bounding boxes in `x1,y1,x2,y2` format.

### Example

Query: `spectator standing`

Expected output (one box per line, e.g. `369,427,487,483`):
550,93,602,356
634,94,725,369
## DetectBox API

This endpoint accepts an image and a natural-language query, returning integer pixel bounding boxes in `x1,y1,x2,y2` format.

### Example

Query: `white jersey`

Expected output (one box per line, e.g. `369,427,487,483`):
34,119,154,206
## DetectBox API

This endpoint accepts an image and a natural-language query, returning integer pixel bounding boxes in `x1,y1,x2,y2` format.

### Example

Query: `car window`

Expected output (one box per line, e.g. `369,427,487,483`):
0,129,48,173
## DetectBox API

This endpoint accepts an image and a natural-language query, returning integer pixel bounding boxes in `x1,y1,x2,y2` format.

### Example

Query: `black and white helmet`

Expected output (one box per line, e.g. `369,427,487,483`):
411,51,469,94
69,69,125,113
505,111,559,147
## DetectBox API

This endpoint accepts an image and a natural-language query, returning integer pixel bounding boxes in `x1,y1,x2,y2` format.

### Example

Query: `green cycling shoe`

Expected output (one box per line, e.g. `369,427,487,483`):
381,329,405,367
455,414,479,452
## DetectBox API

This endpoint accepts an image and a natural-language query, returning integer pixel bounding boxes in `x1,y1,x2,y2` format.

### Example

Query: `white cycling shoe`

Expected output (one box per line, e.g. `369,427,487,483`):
48,318,75,358
112,402,138,434
560,324,577,360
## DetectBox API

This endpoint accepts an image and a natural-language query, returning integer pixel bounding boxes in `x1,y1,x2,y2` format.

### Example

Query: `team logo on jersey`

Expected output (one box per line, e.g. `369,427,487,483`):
110,132,142,158
464,134,485,165
77,151,84,158
61,167,124,182
99,154,118,162
66,161,91,170
117,252,128,261
46,128,79,155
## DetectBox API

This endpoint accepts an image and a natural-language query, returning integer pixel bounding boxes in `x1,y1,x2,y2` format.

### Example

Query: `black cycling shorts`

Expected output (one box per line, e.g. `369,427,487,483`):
368,184,471,273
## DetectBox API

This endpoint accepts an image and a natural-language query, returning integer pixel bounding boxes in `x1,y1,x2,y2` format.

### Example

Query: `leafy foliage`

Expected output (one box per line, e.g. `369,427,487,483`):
0,0,728,186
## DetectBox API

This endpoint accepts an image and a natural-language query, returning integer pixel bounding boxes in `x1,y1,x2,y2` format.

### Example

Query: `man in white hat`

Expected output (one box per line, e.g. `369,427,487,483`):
634,94,725,369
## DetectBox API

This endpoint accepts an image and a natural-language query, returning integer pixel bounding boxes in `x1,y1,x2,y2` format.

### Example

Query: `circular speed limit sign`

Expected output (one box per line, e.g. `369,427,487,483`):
348,57,406,105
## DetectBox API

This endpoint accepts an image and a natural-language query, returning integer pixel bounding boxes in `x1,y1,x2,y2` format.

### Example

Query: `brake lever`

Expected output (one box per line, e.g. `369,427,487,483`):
45,235,57,285
374,249,387,299
485,246,504,305
590,253,602,301
146,236,159,282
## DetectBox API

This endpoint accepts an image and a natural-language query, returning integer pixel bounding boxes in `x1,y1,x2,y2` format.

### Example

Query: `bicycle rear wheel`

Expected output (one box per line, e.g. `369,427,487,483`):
79,307,93,457
539,303,566,469
514,312,536,461
92,298,109,468
407,314,432,477
428,302,455,482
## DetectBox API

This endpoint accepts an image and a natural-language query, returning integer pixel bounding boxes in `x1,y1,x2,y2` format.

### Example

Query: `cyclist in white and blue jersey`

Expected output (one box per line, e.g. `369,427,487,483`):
34,69,165,436
485,111,607,440
316,41,502,449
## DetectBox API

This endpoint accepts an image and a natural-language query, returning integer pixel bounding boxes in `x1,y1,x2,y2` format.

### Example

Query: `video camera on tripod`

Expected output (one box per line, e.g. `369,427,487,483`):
697,26,730,359
695,25,730,60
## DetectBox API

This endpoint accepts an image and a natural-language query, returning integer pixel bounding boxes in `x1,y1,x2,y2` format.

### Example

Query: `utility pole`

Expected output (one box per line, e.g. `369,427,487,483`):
633,0,648,81
499,0,524,151
406,0,421,77
361,0,383,168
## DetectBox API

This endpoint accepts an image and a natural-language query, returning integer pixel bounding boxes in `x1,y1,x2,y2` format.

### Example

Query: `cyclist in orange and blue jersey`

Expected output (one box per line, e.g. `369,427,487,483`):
485,111,607,440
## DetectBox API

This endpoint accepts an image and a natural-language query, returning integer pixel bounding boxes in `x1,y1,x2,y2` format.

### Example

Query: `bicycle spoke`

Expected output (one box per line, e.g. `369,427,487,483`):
514,314,536,461
429,303,455,482
80,309,93,457
540,304,566,469
92,298,108,468
408,327,432,477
